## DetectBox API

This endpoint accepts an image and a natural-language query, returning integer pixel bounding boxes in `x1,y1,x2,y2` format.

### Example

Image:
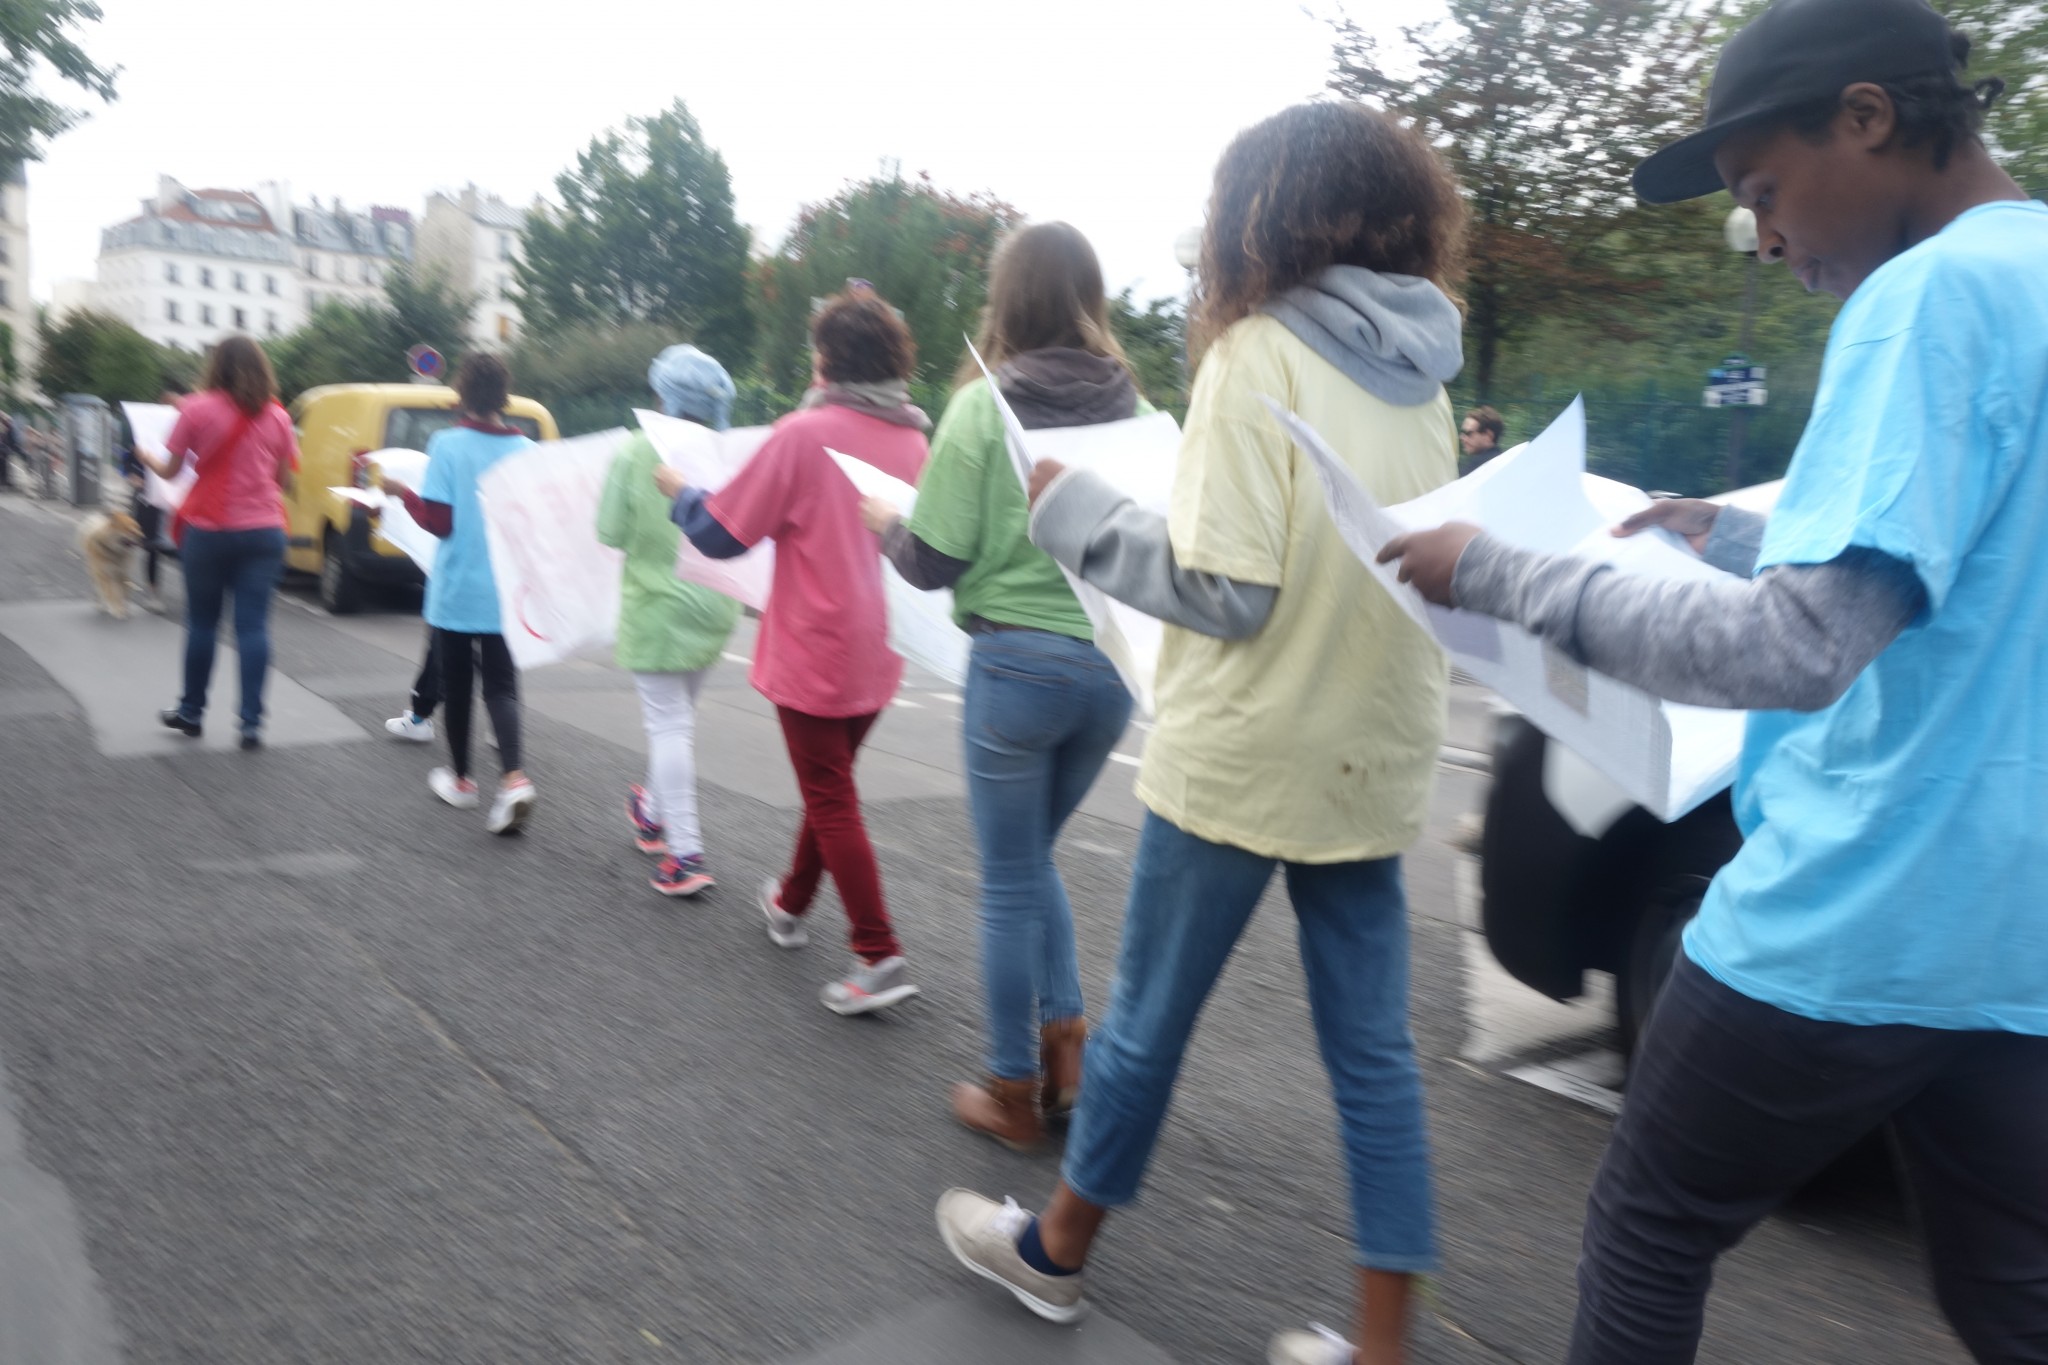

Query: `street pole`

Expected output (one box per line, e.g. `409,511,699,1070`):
1726,249,1759,489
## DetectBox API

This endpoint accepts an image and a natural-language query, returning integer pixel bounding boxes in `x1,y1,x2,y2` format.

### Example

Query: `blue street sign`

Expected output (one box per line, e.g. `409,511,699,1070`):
407,345,445,381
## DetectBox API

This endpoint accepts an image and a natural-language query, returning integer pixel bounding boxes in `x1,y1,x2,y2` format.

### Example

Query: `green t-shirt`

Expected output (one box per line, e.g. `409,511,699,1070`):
909,382,1129,639
596,430,742,673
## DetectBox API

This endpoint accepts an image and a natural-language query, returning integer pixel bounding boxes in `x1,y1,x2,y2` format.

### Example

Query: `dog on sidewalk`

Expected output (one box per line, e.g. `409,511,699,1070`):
77,510,144,619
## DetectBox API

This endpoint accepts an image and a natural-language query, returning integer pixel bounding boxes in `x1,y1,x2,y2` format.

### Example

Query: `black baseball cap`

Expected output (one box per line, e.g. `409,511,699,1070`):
1633,0,1958,203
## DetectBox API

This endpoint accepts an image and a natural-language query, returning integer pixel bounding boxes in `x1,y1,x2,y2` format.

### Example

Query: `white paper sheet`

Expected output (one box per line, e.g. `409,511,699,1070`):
120,402,195,512
1267,394,1747,822
828,449,971,688
350,448,438,573
966,342,1177,715
634,410,777,612
477,429,634,670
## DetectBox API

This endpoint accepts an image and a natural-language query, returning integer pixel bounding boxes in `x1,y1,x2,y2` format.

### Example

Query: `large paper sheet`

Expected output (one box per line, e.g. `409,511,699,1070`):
827,450,971,687
477,429,634,670
966,343,1177,714
121,402,194,512
1268,395,1747,821
340,448,438,573
635,410,776,611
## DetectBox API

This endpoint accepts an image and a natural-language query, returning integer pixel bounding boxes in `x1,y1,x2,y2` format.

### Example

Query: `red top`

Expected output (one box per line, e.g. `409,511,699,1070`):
707,406,928,717
164,390,299,533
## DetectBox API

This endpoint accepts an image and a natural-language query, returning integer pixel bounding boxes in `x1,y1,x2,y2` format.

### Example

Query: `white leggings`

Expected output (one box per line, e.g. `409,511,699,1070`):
633,670,708,859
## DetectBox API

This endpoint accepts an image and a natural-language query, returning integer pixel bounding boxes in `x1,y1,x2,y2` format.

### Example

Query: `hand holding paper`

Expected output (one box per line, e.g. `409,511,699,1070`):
827,449,970,687
1377,522,1483,605
1026,460,1065,506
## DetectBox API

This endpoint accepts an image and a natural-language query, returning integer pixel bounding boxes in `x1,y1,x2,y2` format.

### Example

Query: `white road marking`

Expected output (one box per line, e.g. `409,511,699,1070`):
1505,1052,1625,1115
721,652,751,664
930,692,963,705
891,697,922,709
1109,753,1141,767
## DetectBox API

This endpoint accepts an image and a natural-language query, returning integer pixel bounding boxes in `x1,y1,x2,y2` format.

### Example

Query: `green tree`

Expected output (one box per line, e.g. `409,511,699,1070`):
748,168,1019,418
265,267,474,400
33,309,186,404
517,101,753,366
1945,0,2048,195
1331,0,1725,399
1107,289,1189,423
0,0,116,165
508,320,682,437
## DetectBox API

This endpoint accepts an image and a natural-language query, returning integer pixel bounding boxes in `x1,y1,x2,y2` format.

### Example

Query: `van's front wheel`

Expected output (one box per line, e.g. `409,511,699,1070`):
320,533,363,615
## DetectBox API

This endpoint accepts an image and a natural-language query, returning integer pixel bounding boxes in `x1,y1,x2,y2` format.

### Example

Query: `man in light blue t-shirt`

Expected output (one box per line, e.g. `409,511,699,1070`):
1381,0,2046,1359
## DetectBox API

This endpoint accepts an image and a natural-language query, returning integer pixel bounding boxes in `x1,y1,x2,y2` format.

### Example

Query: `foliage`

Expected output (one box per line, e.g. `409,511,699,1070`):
265,267,474,400
748,168,1020,418
1946,0,2048,195
1331,0,1726,399
0,0,116,165
1107,289,1189,424
516,101,754,368
508,320,683,437
33,309,187,404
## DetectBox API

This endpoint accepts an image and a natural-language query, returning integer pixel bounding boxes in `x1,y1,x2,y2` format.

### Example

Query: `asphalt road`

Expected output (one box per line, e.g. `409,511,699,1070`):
0,487,1970,1365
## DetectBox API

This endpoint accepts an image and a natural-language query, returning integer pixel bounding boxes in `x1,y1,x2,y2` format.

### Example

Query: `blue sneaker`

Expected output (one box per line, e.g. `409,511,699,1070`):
651,855,715,898
625,785,666,854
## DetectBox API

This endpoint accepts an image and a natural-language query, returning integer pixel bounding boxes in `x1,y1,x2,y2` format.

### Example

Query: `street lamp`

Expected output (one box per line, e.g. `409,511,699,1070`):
1722,206,1762,488
1173,226,1203,272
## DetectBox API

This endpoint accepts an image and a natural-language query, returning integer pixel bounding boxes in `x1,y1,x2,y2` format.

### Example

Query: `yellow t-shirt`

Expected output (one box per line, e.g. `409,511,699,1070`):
1137,314,1454,863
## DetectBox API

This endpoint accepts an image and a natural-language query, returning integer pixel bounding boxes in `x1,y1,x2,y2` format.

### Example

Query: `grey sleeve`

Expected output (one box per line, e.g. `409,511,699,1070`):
1450,534,1926,712
1026,467,1277,639
878,517,970,591
1699,505,1768,578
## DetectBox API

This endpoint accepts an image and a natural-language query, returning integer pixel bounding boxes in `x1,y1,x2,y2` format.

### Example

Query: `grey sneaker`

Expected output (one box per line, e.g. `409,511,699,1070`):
934,1189,1086,1324
1268,1324,1355,1365
759,878,808,949
821,955,919,1016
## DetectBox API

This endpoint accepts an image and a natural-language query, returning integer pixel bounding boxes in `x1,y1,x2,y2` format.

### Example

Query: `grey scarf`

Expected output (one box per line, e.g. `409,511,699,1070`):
1262,266,1464,406
800,379,932,432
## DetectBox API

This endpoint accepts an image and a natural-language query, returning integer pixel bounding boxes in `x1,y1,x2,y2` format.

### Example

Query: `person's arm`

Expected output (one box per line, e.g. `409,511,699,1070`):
1446,533,1924,711
669,487,749,560
382,481,453,538
1614,496,1767,577
876,514,969,591
1027,466,1276,639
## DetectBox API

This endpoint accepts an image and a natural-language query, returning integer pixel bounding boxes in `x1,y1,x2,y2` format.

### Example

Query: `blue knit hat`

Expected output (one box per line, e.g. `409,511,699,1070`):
648,344,735,431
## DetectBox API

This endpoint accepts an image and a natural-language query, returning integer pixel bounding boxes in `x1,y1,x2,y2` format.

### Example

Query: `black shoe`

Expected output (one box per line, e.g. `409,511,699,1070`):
159,708,201,738
239,731,262,751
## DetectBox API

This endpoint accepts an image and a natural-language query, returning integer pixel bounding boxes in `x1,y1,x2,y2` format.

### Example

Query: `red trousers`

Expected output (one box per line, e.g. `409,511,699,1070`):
775,707,900,963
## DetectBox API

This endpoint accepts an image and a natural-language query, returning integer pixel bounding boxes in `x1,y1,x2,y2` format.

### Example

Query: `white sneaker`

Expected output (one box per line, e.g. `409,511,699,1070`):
486,778,536,836
385,712,435,743
429,767,479,809
934,1189,1087,1324
1268,1324,1356,1365
821,955,920,1016
759,878,808,949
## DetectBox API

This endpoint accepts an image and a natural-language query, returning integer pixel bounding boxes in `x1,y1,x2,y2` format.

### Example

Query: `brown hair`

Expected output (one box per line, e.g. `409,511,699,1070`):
1464,405,1504,442
204,336,278,417
454,352,511,419
812,291,916,385
953,221,1130,387
1189,102,1466,361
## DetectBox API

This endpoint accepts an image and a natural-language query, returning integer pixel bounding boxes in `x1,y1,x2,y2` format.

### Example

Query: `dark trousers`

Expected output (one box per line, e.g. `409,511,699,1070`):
177,527,285,732
773,706,899,962
1571,954,2048,1364
409,629,442,719
436,629,520,779
133,498,165,589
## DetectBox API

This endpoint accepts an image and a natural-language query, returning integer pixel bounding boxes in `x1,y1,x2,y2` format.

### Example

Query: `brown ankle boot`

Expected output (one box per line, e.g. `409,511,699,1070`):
951,1077,1044,1150
1039,1017,1086,1122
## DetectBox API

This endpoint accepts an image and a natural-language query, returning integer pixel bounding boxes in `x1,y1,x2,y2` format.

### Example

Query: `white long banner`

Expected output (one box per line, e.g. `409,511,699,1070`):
478,429,634,671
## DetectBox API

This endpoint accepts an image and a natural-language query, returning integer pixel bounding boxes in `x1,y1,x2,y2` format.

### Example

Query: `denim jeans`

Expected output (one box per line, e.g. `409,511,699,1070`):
178,526,285,733
963,629,1133,1080
1570,954,2048,1364
1062,812,1437,1271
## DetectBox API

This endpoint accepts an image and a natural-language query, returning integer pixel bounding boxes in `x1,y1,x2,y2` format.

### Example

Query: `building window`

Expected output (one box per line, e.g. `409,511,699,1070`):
0,240,9,266
199,267,214,289
266,311,279,336
498,314,513,342
360,260,373,284
233,307,247,330
166,300,181,322
233,271,247,292
165,262,181,285
265,274,279,295
200,304,215,326
305,256,318,279
498,232,513,261
0,280,10,309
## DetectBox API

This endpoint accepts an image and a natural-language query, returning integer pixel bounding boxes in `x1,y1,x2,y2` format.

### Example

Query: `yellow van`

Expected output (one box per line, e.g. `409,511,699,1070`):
284,383,558,613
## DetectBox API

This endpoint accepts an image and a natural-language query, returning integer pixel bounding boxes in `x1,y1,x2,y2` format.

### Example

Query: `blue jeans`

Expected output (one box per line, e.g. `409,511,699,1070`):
963,629,1133,1080
178,526,285,733
1062,812,1438,1272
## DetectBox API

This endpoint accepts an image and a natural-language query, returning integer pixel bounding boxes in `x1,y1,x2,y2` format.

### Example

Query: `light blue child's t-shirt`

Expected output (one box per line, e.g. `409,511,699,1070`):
1686,200,2048,1036
421,424,534,635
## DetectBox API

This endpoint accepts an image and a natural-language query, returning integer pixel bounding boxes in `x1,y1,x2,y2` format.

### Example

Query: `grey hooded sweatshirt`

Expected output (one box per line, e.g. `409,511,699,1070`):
1028,267,1464,638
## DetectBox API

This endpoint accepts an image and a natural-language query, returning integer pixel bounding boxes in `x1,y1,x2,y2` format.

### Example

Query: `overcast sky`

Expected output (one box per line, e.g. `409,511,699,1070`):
27,0,1439,308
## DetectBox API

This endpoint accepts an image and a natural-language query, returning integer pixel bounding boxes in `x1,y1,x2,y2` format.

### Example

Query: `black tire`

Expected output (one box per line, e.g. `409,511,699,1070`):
1616,873,1709,1058
319,533,363,615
